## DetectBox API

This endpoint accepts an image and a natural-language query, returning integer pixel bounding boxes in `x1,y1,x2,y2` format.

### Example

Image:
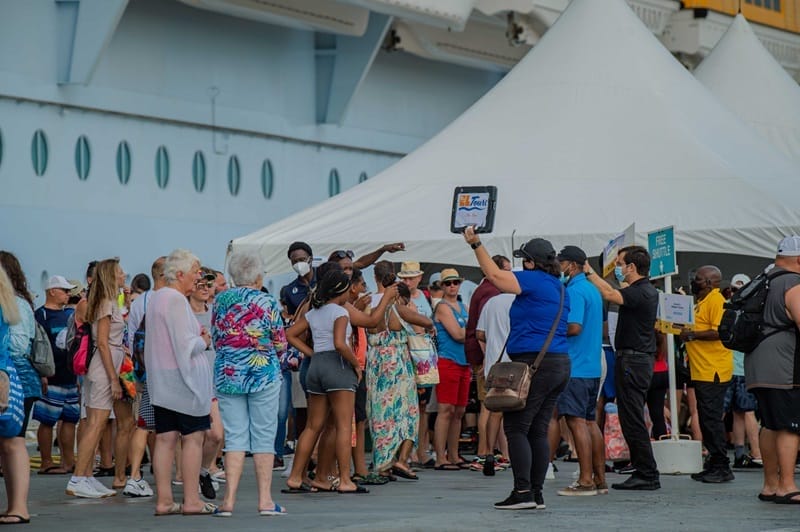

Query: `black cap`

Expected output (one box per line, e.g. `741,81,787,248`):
557,245,587,265
513,238,556,262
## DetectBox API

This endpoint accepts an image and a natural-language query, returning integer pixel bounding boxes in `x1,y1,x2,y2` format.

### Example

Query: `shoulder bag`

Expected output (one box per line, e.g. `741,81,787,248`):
392,305,439,387
484,285,565,413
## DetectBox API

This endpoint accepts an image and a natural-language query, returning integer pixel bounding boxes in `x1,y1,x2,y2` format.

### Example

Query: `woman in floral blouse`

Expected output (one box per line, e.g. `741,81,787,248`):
211,250,287,517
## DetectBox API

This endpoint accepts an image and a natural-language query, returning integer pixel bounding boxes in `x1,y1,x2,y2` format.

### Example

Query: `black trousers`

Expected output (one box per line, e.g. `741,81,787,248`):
694,379,731,469
646,371,669,441
615,354,659,480
503,354,570,493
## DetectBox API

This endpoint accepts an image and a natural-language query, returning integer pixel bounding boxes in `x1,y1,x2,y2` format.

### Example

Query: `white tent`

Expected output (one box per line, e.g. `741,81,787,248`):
232,0,800,274
694,14,800,165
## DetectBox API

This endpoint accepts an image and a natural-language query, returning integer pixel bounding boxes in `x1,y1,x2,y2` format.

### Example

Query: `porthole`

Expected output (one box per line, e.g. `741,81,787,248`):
358,171,368,183
116,141,131,185
155,145,169,189
0,129,4,169
31,129,48,176
227,155,241,196
261,159,274,199
192,151,206,193
328,168,340,197
75,135,91,181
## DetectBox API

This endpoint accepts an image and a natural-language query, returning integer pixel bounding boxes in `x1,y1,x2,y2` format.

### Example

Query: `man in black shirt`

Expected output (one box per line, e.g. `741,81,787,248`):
584,246,660,490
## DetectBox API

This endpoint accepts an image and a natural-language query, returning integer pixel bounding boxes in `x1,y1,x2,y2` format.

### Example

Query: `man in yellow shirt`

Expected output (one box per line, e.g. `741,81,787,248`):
680,265,734,483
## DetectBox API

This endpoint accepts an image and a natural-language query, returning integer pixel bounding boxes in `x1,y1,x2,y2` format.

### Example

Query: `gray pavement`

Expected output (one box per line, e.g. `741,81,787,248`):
21,457,800,531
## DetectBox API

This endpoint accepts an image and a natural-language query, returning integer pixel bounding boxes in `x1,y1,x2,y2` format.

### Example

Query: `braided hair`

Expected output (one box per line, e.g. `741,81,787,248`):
311,269,351,309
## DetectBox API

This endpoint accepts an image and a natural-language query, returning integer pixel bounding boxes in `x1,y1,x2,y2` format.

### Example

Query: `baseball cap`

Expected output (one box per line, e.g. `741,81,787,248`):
67,279,85,297
45,275,76,291
397,261,423,278
513,238,556,263
557,245,587,265
777,235,800,257
731,273,751,288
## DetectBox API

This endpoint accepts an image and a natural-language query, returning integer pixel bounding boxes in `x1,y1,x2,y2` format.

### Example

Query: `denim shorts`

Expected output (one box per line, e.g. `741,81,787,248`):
217,378,281,453
306,351,358,395
556,377,600,421
723,375,757,413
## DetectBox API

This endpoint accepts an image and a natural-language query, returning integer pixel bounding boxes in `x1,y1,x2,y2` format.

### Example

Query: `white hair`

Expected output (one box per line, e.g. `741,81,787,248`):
228,250,264,287
164,249,200,283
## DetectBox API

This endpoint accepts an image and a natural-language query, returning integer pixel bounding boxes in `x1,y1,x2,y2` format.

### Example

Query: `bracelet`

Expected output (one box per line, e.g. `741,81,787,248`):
470,241,482,250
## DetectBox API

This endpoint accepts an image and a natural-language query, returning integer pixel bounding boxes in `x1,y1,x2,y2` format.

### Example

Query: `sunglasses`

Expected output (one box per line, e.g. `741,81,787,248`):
331,250,355,260
442,280,462,287
196,281,214,288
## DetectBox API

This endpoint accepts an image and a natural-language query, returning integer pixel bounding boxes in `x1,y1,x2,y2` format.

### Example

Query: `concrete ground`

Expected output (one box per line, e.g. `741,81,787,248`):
17,455,800,532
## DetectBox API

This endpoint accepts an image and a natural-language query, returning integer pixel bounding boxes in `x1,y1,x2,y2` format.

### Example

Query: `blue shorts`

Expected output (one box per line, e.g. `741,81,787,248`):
217,378,281,454
724,375,757,413
556,377,600,421
32,385,80,426
600,346,616,400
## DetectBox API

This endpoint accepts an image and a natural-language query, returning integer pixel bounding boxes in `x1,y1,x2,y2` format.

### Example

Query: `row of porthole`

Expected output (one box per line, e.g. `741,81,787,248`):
1,129,371,198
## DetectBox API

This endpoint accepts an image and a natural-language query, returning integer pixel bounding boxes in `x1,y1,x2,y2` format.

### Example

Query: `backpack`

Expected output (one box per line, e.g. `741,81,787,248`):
67,314,95,376
132,293,148,381
30,311,56,377
718,269,797,353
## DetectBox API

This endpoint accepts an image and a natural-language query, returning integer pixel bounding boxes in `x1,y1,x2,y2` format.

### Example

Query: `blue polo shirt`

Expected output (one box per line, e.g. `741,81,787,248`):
507,269,570,356
565,273,603,378
279,270,316,316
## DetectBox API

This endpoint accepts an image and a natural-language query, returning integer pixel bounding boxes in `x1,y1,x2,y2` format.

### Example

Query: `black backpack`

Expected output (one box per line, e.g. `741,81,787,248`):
718,269,797,353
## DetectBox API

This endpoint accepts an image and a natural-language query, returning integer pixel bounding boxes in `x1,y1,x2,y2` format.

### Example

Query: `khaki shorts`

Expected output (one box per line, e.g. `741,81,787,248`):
472,365,487,402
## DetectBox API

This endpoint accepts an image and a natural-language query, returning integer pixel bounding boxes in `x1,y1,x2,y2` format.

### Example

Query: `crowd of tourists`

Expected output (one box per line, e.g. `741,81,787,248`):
0,233,798,523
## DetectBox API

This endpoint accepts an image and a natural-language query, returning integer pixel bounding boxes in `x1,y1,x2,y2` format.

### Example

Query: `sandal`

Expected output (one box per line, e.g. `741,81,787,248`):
154,502,183,516
358,473,389,485
280,482,318,494
0,514,30,525
182,502,220,515
391,466,418,480
434,463,461,471
774,491,800,505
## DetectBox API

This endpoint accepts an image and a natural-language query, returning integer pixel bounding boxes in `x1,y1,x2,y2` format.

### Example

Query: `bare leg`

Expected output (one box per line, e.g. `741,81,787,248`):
98,420,113,469
497,421,509,459
589,421,606,485
547,413,561,461
313,419,337,489
178,431,205,512
744,412,762,459
203,400,224,471
775,431,800,500
0,437,31,521
565,417,593,486
153,431,178,513
759,428,779,496
328,391,357,491
174,440,182,482
74,407,112,477
476,403,490,456
447,406,466,464
486,412,503,456
112,400,134,487
58,422,77,471
416,409,430,462
128,428,150,480
286,394,327,488
219,451,243,513
434,404,454,466
253,453,277,511
37,424,57,471
352,420,368,476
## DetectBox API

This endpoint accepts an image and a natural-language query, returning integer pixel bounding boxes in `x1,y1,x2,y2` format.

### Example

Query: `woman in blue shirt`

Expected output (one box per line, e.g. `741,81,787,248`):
462,229,570,511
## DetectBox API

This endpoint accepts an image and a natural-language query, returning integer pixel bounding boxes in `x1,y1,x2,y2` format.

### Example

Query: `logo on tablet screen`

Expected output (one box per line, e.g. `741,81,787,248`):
457,194,488,212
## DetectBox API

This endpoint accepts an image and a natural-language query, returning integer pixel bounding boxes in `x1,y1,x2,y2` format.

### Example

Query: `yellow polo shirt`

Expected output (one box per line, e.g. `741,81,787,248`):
685,288,733,383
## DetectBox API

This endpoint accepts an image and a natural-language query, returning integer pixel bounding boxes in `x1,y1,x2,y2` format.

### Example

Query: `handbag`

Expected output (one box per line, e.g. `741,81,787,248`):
392,306,439,387
484,284,565,413
0,360,26,438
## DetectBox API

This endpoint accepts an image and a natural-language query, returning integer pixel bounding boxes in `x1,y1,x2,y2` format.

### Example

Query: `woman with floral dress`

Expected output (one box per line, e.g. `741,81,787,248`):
367,282,433,479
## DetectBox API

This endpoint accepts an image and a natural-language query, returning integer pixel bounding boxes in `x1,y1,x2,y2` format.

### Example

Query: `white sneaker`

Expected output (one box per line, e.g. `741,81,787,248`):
546,462,556,480
123,477,154,497
66,477,105,499
280,458,293,478
88,476,117,497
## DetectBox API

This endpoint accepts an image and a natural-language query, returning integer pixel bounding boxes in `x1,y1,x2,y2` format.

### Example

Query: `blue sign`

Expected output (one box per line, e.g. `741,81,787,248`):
647,226,677,279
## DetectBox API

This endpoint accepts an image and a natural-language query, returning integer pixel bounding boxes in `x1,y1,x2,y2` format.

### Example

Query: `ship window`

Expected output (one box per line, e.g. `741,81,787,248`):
75,135,91,181
192,151,206,193
228,155,241,196
261,159,274,199
358,171,368,183
31,129,48,176
155,146,169,189
328,168,340,197
116,141,131,185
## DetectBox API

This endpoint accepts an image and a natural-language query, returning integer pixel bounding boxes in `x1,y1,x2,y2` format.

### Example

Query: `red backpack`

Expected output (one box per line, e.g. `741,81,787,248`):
66,314,94,375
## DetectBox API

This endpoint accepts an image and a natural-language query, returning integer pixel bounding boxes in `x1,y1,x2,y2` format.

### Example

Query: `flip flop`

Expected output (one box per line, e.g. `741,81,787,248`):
758,493,777,502
281,482,318,494
337,486,369,494
154,503,183,516
38,465,69,475
434,463,461,471
774,491,800,505
421,458,436,469
259,503,287,516
182,502,219,515
391,466,419,480
0,514,30,525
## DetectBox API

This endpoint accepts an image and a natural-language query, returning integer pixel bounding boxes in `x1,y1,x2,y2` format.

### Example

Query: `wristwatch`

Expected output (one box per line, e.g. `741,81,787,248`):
471,241,482,250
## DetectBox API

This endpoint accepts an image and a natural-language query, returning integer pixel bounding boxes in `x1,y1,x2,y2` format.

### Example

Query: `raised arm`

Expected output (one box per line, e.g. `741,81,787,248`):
353,243,405,269
462,227,520,294
583,263,624,305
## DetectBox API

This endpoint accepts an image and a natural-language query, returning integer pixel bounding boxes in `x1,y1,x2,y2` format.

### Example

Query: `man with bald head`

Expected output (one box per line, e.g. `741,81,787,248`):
680,265,734,483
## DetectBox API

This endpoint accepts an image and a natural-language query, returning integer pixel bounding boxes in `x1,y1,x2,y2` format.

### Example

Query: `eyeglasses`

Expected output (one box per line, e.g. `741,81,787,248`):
442,280,462,287
331,250,355,260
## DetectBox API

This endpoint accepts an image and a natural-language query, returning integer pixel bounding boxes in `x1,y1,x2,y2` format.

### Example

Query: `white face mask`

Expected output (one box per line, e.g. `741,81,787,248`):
292,261,311,277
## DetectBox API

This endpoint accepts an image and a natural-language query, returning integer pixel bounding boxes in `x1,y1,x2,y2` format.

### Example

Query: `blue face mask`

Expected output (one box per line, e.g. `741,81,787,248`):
560,272,569,285
614,266,625,283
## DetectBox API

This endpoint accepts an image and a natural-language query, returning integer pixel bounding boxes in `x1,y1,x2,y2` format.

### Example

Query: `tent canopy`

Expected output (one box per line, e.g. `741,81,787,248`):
232,0,800,274
695,14,800,165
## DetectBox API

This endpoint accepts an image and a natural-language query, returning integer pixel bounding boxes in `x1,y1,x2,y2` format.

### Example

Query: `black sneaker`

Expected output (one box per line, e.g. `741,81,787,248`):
611,476,660,490
733,455,763,469
691,469,710,481
199,472,216,499
483,454,496,477
533,492,546,509
701,468,734,483
494,490,539,510
616,463,636,475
